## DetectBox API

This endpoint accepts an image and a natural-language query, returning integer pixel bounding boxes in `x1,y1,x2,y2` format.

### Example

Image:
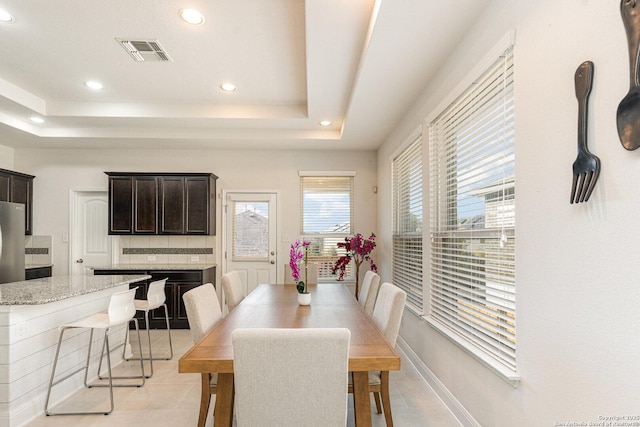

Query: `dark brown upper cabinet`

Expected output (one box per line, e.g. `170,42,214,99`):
106,172,217,235
108,175,134,233
0,168,35,235
134,176,158,234
159,176,185,234
185,176,213,234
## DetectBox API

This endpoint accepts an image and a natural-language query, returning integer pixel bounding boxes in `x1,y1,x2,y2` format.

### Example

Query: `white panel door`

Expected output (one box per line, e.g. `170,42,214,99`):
224,191,277,297
71,191,112,275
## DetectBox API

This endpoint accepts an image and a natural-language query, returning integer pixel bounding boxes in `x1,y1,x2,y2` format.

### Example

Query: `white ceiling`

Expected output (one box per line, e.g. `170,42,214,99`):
0,0,489,151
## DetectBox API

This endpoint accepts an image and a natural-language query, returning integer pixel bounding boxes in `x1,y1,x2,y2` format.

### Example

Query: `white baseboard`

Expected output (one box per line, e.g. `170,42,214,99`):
397,336,481,427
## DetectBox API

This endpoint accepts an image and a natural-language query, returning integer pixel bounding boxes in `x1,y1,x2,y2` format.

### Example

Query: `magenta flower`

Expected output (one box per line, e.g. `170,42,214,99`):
289,239,311,292
331,233,377,300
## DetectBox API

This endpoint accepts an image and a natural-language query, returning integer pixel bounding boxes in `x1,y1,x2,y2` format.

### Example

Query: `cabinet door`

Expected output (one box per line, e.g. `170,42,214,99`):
147,282,192,329
159,176,185,234
11,175,33,235
109,176,133,234
175,283,200,328
147,270,208,329
0,174,9,202
133,177,157,234
185,176,211,234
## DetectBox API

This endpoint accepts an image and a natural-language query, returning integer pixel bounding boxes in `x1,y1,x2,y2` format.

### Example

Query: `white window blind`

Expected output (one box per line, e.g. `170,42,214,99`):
300,175,354,280
392,135,423,312
428,46,516,373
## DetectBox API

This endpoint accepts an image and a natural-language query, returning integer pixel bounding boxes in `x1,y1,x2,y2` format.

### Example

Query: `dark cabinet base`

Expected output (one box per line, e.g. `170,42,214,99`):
25,266,52,280
93,267,215,329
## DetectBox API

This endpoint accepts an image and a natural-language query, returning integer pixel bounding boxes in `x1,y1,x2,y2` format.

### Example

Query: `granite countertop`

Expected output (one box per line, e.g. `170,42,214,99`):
0,274,150,305
25,264,53,269
92,263,216,271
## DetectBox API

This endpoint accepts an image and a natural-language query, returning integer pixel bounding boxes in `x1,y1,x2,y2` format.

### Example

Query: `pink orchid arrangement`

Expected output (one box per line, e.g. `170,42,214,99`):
332,233,377,300
289,239,311,293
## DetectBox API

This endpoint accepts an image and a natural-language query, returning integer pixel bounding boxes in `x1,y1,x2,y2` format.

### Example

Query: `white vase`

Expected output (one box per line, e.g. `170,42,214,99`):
298,292,311,306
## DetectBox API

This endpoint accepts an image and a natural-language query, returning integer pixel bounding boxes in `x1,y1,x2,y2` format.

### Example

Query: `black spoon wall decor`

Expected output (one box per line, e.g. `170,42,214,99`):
617,0,640,150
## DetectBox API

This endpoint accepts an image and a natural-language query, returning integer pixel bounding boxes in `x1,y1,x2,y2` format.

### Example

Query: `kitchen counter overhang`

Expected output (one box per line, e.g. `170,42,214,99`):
0,274,150,305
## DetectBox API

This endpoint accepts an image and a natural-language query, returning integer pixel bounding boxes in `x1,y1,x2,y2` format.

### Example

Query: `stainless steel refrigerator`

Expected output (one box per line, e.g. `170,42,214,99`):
0,201,25,284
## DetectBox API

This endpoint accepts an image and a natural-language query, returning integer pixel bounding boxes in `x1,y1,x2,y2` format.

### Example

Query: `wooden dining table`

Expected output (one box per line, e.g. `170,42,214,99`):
178,283,401,427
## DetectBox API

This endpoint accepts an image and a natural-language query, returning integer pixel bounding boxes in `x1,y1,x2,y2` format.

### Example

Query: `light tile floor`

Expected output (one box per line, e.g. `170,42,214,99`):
26,329,460,427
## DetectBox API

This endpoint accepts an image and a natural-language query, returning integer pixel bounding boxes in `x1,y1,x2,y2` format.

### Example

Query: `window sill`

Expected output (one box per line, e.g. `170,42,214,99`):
424,317,521,388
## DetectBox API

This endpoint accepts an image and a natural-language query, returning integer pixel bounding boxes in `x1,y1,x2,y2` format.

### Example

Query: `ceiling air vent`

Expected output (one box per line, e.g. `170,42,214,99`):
116,38,171,62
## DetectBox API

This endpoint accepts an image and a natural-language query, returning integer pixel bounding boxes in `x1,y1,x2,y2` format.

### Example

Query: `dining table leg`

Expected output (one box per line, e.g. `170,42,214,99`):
213,373,234,427
352,371,372,427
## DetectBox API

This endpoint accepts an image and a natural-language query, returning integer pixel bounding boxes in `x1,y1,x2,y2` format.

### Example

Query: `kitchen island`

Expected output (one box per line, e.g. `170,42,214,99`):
0,274,150,427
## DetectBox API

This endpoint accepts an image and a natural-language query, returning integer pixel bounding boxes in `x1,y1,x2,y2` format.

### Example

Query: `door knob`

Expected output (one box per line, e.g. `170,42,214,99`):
270,260,275,264
76,258,84,263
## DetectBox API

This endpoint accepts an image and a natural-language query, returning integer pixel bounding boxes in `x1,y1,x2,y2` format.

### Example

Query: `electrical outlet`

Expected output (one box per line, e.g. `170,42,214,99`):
190,256,200,262
147,255,156,261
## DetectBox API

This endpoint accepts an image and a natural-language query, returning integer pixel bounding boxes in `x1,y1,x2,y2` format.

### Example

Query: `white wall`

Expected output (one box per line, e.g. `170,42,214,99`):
0,144,14,170
13,148,378,278
378,0,639,425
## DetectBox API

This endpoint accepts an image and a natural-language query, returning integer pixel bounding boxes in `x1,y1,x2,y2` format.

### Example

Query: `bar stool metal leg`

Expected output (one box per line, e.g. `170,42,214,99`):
44,288,145,416
97,318,146,383
123,279,173,379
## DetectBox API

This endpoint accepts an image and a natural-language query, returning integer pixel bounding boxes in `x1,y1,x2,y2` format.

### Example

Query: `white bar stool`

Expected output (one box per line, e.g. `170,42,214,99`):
124,278,173,378
44,287,146,416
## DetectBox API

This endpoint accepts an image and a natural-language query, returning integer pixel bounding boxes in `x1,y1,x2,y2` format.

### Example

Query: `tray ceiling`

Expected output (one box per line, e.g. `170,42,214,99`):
0,0,490,150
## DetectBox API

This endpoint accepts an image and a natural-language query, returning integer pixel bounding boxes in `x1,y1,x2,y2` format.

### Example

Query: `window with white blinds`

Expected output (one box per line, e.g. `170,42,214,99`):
300,174,354,281
392,135,423,313
428,45,516,373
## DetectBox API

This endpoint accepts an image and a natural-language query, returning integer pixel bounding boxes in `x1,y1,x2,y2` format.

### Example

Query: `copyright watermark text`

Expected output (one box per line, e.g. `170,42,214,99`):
554,415,640,426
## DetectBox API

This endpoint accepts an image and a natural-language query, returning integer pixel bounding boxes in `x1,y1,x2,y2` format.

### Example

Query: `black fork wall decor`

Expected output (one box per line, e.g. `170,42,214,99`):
570,61,601,204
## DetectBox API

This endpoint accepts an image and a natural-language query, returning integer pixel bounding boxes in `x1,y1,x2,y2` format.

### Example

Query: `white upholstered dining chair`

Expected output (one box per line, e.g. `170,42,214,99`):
350,282,406,427
221,270,245,312
232,327,351,427
358,270,381,316
183,283,223,427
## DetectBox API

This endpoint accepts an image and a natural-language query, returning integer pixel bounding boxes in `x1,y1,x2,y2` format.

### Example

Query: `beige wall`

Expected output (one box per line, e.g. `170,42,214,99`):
14,148,378,279
0,144,14,170
377,0,638,425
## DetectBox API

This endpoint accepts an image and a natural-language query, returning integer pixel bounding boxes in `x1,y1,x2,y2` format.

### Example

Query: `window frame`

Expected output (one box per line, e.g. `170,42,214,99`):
391,130,424,314
424,31,520,385
299,171,355,282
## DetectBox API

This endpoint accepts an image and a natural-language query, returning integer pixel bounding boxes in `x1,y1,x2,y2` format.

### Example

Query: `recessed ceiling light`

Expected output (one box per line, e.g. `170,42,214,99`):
220,83,237,92
180,9,205,25
0,9,14,23
28,116,45,124
319,120,332,127
85,80,104,91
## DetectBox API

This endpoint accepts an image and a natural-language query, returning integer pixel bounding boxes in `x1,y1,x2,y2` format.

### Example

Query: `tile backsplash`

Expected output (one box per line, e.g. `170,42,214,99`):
115,235,216,264
24,235,52,265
